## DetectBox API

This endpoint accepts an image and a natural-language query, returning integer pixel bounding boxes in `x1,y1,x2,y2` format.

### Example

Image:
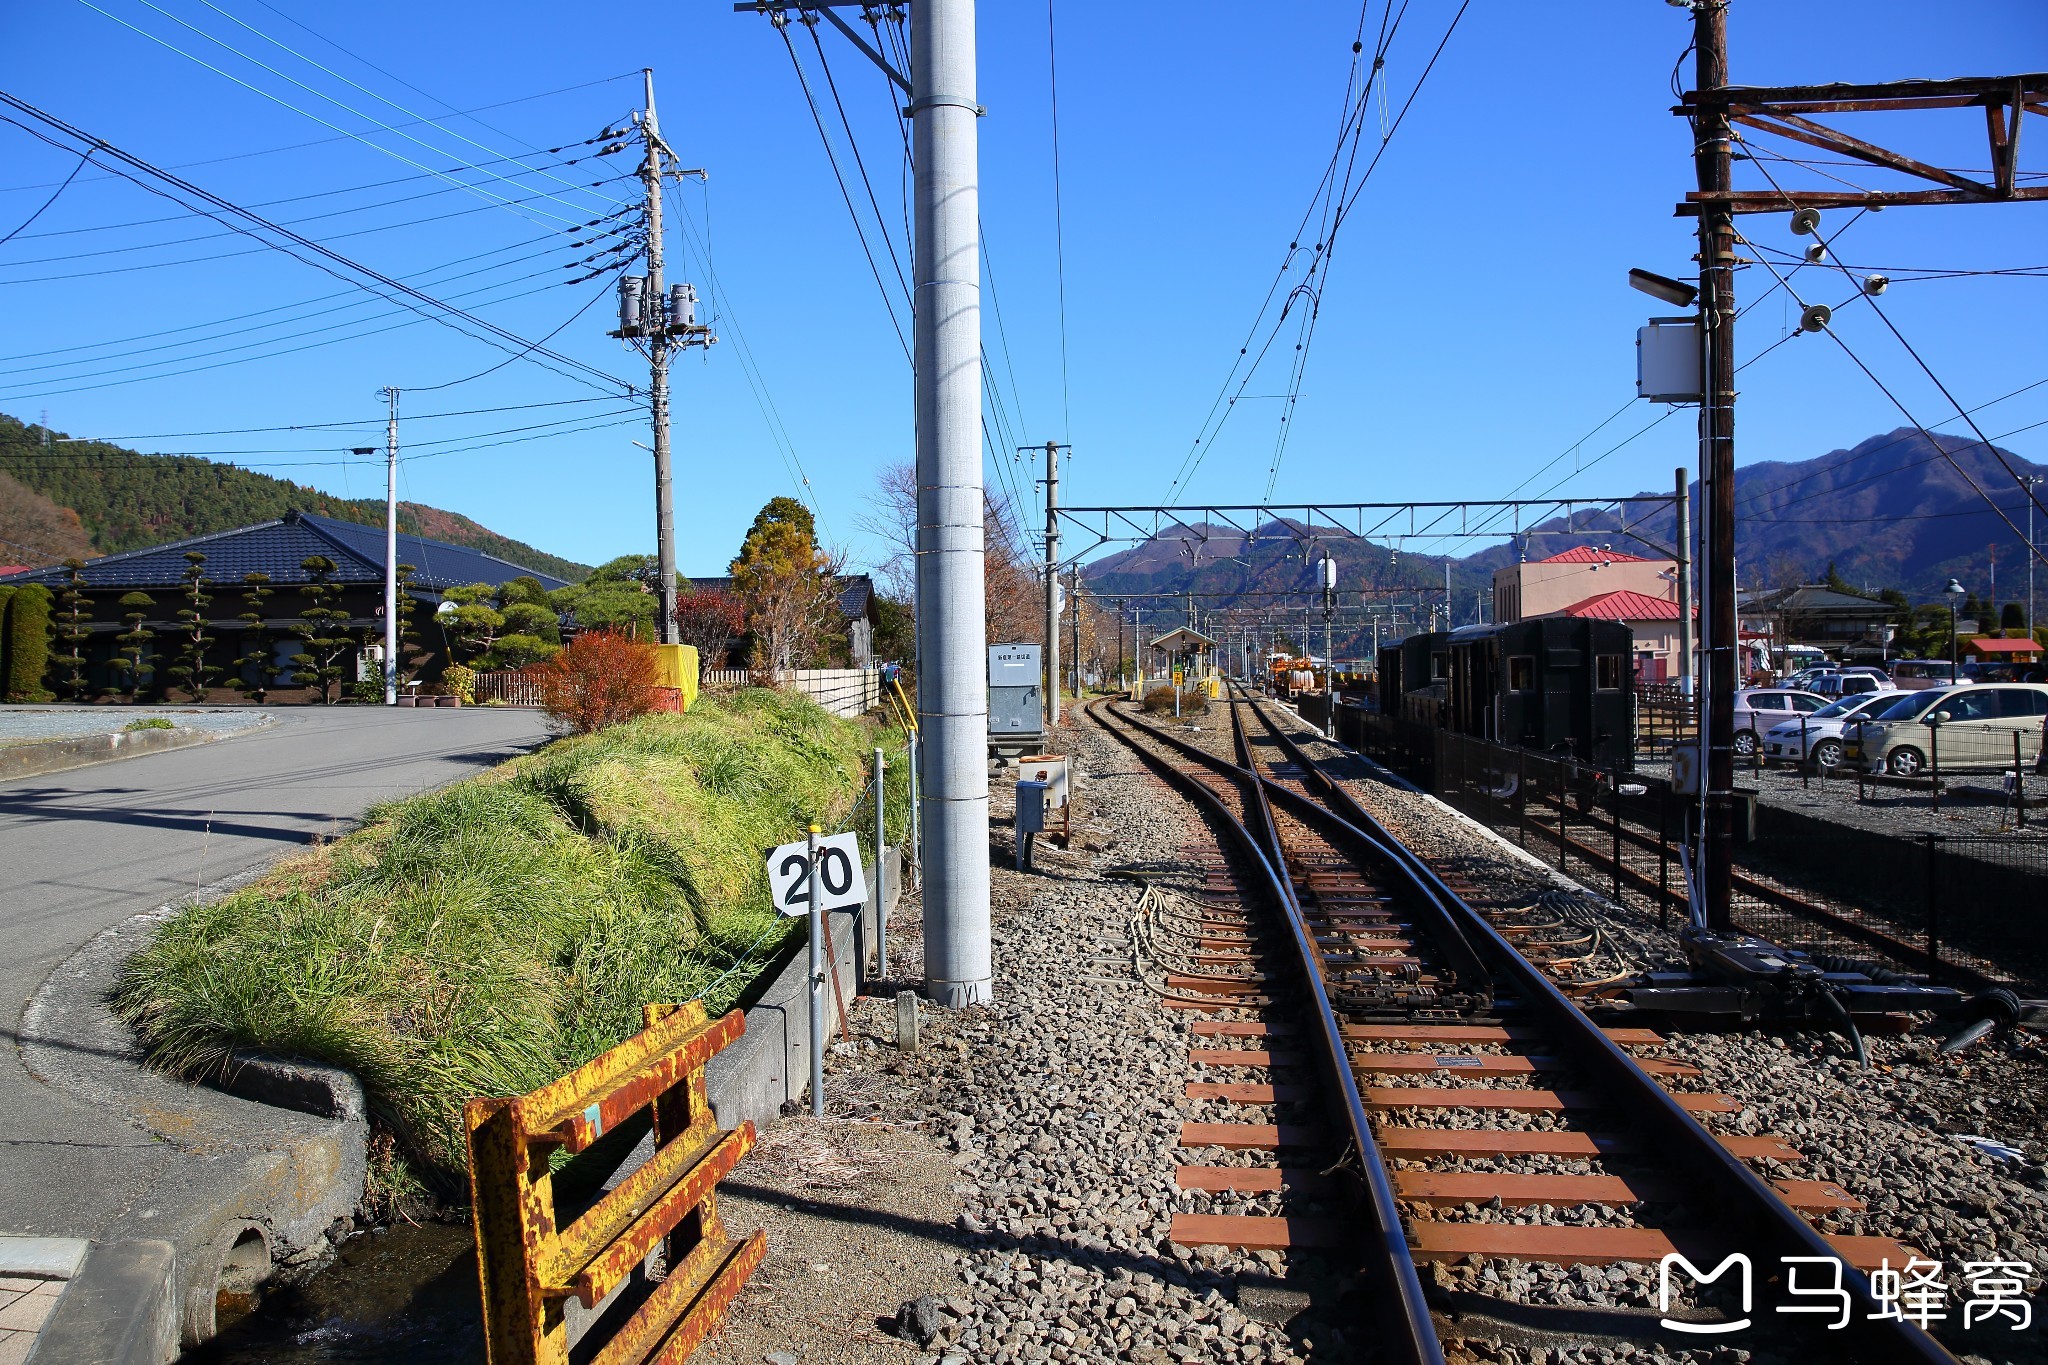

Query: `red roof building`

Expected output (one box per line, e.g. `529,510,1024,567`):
1558,588,1683,621
1965,636,2042,659
1537,546,1650,565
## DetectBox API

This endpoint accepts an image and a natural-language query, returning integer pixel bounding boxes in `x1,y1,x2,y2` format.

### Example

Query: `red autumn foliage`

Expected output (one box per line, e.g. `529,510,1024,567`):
672,587,746,670
534,630,660,733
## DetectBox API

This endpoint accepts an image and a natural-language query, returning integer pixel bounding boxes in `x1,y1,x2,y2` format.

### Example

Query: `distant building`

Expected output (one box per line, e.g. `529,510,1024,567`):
1744,584,1900,661
1965,636,2041,664
1494,546,1686,679
0,509,568,700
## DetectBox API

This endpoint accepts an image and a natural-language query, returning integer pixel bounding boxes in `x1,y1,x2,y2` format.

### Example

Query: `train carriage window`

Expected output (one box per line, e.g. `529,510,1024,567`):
1431,651,1448,680
1596,655,1623,690
1508,656,1535,691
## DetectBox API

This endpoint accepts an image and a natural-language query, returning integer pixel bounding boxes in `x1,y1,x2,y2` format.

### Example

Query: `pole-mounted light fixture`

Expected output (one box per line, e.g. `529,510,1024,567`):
1629,267,1698,309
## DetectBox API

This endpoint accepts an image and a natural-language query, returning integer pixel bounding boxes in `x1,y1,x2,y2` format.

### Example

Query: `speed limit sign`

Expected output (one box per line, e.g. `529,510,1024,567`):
767,831,867,916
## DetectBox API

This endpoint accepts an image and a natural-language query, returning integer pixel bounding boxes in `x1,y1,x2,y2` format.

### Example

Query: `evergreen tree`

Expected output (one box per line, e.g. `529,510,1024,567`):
290,556,352,704
233,572,273,700
112,591,155,701
166,551,213,701
394,564,430,684
55,559,93,700
2001,602,2025,632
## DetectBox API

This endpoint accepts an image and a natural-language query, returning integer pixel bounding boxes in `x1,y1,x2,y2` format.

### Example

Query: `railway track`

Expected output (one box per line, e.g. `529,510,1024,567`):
1086,687,1956,1364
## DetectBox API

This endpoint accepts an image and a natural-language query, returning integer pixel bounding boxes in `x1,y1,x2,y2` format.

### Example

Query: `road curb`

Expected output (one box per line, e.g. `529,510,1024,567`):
26,1240,177,1365
18,873,367,1359
0,716,276,785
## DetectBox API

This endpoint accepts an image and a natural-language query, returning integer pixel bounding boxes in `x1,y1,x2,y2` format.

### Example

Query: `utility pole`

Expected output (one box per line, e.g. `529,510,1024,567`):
913,0,991,1007
1069,564,1081,697
1030,440,1065,726
1693,0,1738,932
612,69,712,647
380,387,400,706
1675,467,1694,696
2026,476,2043,641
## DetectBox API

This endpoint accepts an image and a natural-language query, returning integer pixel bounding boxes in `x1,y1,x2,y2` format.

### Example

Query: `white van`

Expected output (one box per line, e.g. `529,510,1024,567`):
1889,660,1962,691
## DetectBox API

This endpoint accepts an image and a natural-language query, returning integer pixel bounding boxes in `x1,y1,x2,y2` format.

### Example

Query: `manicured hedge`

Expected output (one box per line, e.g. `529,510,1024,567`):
3,583,51,702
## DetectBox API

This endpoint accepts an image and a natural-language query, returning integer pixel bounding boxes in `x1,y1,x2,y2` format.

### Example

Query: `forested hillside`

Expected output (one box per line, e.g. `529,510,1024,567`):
0,414,589,581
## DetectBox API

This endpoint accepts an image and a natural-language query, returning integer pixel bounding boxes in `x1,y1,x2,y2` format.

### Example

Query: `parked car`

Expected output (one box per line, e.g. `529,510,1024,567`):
1731,688,1830,758
1889,659,1962,690
1840,665,1891,681
1842,683,2048,776
1786,666,1838,689
1809,672,1889,699
1962,661,2023,684
1760,689,1903,769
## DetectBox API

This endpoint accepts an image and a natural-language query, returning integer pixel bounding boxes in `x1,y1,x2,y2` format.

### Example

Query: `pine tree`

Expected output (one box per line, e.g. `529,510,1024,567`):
290,556,352,704
232,572,274,701
393,564,430,684
55,559,93,700
112,591,155,701
166,551,213,702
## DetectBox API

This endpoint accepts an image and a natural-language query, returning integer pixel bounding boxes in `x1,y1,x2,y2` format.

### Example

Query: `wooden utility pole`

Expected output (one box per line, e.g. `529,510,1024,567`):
1694,1,1738,930
1675,22,2045,932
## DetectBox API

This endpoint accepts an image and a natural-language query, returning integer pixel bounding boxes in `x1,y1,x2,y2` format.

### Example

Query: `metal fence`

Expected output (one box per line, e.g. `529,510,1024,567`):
1344,706,2047,992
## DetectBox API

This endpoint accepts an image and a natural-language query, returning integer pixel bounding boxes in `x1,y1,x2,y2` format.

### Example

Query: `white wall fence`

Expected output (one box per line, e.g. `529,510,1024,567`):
702,667,882,718
473,666,882,717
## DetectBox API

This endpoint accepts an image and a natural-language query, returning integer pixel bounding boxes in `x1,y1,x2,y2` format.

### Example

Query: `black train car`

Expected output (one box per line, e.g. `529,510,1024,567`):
1444,619,1635,770
1377,631,1449,725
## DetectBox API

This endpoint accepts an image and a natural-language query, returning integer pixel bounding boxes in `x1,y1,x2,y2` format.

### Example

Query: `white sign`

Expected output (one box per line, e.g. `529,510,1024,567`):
988,644,1040,686
767,832,867,917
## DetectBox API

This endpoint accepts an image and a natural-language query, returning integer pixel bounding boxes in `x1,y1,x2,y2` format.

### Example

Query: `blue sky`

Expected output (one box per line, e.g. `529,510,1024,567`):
1,0,2042,578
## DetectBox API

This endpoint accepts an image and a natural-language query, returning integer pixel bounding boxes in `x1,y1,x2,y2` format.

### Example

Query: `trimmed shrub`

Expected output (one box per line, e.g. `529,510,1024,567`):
0,585,13,693
1142,685,1177,713
537,631,659,734
4,583,52,702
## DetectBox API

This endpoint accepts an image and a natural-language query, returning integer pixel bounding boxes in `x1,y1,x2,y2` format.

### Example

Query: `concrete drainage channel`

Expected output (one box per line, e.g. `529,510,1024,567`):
65,849,902,1364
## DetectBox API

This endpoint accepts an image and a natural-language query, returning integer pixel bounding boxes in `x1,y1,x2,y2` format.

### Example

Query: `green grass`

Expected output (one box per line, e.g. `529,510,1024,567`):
115,688,903,1181
123,717,178,731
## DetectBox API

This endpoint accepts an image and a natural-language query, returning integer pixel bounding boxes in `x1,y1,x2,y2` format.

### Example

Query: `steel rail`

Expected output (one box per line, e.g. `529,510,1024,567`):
1084,697,1445,1365
1239,691,1959,1365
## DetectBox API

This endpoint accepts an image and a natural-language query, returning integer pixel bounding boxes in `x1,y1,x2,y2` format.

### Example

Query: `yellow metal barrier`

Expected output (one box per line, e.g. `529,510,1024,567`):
464,1001,763,1365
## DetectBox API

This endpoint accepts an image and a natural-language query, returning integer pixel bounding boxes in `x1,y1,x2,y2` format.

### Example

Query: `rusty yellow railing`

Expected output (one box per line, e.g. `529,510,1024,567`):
464,1001,763,1365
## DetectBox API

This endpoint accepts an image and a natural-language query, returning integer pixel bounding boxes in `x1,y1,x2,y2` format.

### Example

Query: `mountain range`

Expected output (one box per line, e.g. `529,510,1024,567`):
0,413,590,581
1083,428,2048,627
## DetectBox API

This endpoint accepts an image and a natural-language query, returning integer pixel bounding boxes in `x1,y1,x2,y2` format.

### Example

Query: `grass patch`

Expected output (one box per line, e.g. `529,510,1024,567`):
115,688,902,1182
123,717,178,731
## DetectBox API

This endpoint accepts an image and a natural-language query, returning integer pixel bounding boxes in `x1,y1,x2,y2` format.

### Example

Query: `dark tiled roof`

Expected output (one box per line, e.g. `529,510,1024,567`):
0,511,567,592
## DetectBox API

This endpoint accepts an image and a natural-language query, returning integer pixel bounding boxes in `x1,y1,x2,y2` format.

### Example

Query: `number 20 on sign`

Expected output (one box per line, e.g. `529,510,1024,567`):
767,831,866,916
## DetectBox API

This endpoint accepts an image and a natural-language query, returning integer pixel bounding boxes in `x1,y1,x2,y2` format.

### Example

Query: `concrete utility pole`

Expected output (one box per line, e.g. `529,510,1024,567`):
1674,467,1694,696
1694,1,1738,930
642,70,679,645
1033,440,1064,724
381,387,400,705
913,0,992,1007
1069,564,1081,696
611,70,711,644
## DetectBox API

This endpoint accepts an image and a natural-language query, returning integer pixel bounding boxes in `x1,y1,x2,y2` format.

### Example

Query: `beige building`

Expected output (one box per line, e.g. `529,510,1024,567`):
1494,547,1687,682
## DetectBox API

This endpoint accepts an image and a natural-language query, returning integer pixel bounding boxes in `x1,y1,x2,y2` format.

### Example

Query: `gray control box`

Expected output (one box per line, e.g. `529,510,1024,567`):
988,643,1044,755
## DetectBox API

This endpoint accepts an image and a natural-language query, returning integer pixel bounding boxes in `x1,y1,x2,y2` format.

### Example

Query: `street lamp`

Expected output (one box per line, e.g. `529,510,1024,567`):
1945,577,1967,680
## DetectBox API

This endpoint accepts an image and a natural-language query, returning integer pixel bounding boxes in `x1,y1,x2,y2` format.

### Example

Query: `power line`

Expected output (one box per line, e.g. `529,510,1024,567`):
76,0,625,229
48,395,630,442
1045,0,1072,442
0,71,639,192
0,95,633,395
0,150,92,245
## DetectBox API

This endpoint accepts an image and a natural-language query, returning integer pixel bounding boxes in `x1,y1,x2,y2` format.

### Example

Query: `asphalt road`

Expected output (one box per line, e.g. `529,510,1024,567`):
0,706,553,1238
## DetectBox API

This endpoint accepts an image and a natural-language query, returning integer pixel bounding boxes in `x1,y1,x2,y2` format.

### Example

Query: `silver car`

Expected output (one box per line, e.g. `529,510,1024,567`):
1760,689,1903,770
1843,684,2048,776
1731,688,1829,758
